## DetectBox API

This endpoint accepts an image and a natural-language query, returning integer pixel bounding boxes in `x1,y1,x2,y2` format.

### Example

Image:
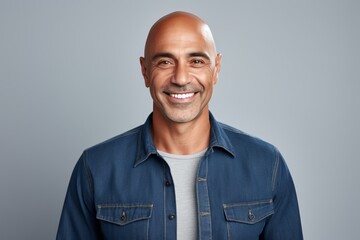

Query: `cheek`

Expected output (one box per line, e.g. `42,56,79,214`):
150,69,173,86
192,68,216,86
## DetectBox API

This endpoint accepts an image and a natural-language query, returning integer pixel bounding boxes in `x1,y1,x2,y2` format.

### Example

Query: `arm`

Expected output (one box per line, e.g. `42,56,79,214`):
56,152,101,240
261,149,303,239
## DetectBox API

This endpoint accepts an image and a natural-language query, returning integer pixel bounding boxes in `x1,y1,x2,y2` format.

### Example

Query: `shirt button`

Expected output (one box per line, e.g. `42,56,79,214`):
120,211,126,222
248,210,255,221
165,180,171,186
168,214,176,220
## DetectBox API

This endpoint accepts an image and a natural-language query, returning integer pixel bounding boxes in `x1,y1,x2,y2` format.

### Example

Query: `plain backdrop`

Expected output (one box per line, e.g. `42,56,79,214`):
1,1,359,239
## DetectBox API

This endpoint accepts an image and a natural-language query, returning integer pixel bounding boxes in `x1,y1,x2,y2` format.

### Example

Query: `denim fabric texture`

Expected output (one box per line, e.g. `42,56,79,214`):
57,113,303,239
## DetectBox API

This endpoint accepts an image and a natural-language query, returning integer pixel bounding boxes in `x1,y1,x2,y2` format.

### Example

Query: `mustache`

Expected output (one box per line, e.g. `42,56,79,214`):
162,85,203,93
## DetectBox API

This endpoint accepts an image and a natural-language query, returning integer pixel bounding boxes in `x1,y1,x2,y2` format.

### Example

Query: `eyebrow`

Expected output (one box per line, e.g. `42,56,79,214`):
151,52,176,62
188,52,211,61
151,52,211,62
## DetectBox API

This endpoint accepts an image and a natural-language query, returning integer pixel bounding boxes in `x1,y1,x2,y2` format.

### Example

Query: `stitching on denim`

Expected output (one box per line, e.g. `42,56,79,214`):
209,123,236,157
225,211,274,224
205,157,213,240
97,204,154,208
99,215,150,223
134,127,157,167
223,199,273,208
210,123,219,145
97,215,151,224
271,148,280,192
83,151,94,194
96,205,153,224
199,212,210,216
196,159,201,240
162,162,167,240
226,220,231,240
223,201,274,224
146,215,149,240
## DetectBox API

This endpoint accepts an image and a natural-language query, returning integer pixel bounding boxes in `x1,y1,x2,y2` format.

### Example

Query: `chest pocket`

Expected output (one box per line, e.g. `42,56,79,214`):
223,199,274,239
96,204,153,239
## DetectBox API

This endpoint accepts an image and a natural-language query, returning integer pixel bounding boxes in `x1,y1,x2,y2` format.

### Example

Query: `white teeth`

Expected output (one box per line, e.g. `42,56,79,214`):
170,93,195,99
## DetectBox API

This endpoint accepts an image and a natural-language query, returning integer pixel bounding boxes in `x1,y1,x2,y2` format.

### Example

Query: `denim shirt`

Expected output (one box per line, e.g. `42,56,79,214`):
57,113,303,240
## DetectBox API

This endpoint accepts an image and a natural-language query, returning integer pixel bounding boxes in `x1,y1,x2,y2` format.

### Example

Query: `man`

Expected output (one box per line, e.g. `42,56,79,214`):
57,11,303,239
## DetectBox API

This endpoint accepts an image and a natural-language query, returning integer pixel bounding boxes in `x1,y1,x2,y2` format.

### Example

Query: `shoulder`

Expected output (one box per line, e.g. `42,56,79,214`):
218,121,278,157
82,124,144,164
90,125,142,149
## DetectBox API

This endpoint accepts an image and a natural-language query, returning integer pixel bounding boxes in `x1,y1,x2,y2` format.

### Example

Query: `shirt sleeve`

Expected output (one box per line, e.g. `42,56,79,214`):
261,149,304,239
56,152,101,240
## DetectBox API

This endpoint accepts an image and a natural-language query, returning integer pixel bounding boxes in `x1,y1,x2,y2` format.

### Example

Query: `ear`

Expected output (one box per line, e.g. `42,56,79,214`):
139,57,150,87
213,53,222,85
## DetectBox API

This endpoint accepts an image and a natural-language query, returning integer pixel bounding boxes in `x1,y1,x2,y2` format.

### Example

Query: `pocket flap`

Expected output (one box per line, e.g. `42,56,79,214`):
96,204,153,226
223,199,274,224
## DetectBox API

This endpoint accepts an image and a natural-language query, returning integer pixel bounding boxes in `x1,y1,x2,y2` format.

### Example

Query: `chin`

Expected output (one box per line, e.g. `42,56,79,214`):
165,111,202,124
169,117,194,123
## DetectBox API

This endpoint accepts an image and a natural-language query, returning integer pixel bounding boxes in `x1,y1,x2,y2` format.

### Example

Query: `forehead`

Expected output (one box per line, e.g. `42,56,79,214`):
145,21,215,57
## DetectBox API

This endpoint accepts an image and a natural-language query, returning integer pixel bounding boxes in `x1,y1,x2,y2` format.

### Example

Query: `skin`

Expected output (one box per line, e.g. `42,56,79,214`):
140,12,222,154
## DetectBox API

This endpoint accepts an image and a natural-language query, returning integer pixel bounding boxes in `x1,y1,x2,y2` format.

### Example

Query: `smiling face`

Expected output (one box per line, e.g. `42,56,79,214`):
140,12,222,124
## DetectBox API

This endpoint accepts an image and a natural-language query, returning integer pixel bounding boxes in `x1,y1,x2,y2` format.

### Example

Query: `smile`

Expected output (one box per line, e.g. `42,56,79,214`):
170,93,195,99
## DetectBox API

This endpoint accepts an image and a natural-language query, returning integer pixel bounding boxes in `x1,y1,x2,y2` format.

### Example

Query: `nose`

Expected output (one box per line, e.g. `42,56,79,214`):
171,62,191,86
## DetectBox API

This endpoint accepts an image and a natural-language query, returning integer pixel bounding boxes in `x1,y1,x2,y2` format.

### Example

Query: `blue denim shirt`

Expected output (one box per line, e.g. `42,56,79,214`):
57,113,303,239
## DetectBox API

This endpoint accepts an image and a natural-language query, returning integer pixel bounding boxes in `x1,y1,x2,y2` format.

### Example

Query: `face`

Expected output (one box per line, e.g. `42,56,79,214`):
140,17,222,124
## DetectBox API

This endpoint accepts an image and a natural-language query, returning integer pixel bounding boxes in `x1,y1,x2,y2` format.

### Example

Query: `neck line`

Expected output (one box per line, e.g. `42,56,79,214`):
151,109,211,155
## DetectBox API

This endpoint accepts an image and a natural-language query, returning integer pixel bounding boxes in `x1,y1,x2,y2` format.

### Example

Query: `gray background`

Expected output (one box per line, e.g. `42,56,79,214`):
1,0,359,239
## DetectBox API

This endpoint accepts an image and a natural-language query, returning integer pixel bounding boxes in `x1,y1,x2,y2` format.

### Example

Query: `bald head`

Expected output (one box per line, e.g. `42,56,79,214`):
143,11,217,60
139,11,222,125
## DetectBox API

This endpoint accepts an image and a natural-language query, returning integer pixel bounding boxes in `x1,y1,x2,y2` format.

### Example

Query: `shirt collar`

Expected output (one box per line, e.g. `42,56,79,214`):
134,112,235,167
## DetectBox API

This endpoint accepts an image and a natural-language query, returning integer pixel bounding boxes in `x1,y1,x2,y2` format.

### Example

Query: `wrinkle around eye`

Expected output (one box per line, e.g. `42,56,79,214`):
152,59,175,69
190,58,209,68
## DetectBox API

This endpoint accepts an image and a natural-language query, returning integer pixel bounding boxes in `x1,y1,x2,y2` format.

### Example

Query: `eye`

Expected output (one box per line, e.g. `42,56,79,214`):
159,60,171,65
190,58,206,67
156,59,173,69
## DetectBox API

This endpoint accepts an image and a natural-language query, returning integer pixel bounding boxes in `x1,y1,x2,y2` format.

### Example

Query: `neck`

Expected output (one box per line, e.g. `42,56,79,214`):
152,110,211,155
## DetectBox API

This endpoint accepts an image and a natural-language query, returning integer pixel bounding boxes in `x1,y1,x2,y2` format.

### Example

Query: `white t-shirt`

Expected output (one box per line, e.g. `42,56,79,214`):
158,149,207,240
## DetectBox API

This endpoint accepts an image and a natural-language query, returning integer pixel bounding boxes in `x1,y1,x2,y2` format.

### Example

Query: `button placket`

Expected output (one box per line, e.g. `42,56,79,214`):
163,163,177,239
165,180,171,186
